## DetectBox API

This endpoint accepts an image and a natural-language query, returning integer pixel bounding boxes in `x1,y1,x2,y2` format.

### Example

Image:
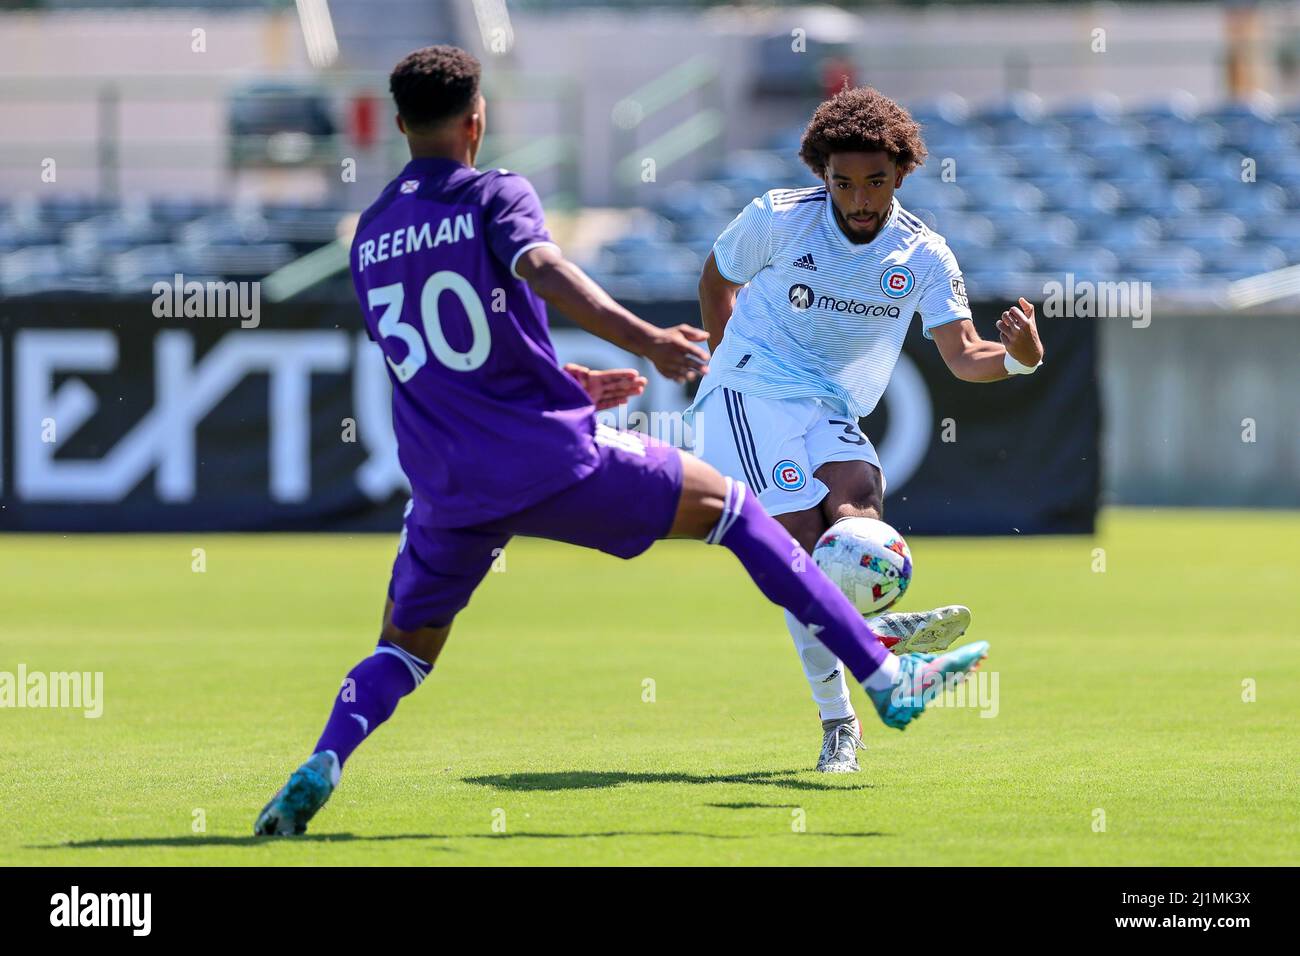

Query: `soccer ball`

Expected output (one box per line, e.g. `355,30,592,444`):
811,517,912,616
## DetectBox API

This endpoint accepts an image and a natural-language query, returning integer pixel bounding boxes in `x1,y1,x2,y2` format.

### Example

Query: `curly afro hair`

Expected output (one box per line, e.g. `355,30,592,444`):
798,87,927,179
389,45,482,130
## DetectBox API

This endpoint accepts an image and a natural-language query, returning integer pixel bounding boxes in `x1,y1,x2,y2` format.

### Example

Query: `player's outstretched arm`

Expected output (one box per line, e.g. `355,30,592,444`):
699,251,743,354
931,297,1044,383
516,245,710,383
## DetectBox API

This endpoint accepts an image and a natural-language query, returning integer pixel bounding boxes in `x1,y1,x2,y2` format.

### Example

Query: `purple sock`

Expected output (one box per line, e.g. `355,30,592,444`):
313,640,432,769
707,477,889,683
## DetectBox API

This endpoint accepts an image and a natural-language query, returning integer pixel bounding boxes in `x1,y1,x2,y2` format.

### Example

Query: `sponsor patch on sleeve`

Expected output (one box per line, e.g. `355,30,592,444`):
950,275,969,310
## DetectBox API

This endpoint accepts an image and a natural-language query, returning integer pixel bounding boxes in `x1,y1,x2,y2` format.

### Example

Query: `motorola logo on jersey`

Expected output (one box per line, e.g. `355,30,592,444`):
880,265,915,299
790,282,903,318
788,284,814,311
814,294,902,318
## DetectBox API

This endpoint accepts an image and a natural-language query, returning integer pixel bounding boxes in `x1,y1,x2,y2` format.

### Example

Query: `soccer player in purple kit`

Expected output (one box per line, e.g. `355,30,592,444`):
254,46,990,836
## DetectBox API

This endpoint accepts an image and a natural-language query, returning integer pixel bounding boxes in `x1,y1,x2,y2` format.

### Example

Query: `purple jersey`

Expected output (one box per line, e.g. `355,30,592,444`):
351,158,599,528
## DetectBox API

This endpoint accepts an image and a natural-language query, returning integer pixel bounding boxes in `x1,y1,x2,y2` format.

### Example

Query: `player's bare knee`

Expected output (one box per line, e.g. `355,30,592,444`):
385,624,451,666
381,600,452,665
816,460,884,525
827,498,882,524
775,508,824,554
669,453,728,539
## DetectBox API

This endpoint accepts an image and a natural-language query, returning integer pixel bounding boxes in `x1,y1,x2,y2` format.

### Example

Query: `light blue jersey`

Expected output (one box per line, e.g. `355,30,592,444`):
694,186,971,419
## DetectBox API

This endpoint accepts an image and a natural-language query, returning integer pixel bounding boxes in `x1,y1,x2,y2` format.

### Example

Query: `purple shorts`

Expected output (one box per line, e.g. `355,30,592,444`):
387,427,683,631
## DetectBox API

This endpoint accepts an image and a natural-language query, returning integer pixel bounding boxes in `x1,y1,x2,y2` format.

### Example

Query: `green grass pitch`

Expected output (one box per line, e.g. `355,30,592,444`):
1,508,1296,866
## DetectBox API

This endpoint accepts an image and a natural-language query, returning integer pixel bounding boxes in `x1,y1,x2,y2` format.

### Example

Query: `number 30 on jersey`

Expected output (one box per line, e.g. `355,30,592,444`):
367,271,492,381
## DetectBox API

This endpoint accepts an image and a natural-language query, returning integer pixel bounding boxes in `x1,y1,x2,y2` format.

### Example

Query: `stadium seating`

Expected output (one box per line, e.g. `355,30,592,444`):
2,91,1298,300
584,91,1300,300
0,198,328,296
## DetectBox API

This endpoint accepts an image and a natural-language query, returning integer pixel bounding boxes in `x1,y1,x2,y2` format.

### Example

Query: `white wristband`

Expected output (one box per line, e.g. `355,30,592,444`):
1004,351,1041,376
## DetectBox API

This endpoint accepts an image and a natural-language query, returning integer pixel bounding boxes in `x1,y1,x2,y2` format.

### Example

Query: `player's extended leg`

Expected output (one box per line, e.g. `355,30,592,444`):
673,451,989,728
768,504,863,771
254,516,506,836
253,604,445,836
671,452,928,703
685,388,865,766
817,459,973,655
310,601,449,779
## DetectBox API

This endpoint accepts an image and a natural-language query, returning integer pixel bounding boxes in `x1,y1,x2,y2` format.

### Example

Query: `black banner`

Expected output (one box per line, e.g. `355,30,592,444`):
0,867,1282,938
0,295,1097,533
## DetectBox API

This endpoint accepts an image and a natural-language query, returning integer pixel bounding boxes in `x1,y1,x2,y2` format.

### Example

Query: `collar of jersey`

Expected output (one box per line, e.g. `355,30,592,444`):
401,157,474,179
824,193,898,252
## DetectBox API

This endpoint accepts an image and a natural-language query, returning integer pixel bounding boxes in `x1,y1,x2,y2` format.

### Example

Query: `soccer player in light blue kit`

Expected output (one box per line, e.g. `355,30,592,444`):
254,49,990,835
693,87,1044,773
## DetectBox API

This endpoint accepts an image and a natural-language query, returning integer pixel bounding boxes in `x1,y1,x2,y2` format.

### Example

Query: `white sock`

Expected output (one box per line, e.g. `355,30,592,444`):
861,652,901,693
784,610,855,722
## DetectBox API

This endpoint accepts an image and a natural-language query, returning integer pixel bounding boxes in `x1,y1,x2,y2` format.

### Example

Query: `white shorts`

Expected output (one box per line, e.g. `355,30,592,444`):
689,387,884,517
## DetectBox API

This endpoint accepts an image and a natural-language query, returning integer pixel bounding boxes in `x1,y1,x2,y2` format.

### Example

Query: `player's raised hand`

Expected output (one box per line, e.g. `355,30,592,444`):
563,363,648,410
645,324,711,383
996,297,1044,367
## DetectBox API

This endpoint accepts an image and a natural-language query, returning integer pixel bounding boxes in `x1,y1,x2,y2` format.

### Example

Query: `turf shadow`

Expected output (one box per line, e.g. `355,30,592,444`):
34,830,886,850
32,834,453,850
464,769,872,792
421,830,888,840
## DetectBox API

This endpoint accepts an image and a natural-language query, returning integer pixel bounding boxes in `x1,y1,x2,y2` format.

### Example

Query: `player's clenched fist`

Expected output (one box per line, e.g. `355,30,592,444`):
645,323,711,383
996,297,1044,368
563,363,647,411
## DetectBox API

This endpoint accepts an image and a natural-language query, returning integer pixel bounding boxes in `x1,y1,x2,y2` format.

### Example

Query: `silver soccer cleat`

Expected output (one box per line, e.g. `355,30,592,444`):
816,715,864,773
869,605,972,657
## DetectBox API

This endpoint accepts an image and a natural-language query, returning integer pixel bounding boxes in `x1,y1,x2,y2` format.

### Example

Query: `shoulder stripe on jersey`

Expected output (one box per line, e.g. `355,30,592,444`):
723,389,766,492
769,185,821,204
896,209,926,232
772,185,823,197
781,195,826,206
772,188,826,208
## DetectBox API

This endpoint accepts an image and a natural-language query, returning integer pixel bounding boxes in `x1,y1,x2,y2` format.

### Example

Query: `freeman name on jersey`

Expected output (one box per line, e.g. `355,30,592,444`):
356,212,475,273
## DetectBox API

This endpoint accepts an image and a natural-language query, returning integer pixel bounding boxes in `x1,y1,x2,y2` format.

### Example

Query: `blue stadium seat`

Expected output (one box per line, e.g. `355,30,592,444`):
897,178,968,212
1029,245,1120,279
1126,246,1204,285
958,181,1045,215
973,91,1046,127
1160,213,1247,243
1082,212,1161,247
1201,244,1288,280
1216,181,1287,217
989,212,1078,249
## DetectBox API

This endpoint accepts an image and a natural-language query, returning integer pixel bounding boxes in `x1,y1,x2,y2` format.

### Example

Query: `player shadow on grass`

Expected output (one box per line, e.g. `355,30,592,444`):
464,769,871,793
35,829,887,849
33,834,454,850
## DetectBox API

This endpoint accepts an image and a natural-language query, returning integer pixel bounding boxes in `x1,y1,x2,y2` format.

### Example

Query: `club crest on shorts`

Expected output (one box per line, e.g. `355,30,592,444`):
880,265,914,299
773,459,807,491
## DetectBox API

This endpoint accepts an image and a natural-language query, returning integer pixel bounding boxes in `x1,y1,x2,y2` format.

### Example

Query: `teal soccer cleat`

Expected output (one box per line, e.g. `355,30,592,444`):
253,751,338,836
865,640,990,730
